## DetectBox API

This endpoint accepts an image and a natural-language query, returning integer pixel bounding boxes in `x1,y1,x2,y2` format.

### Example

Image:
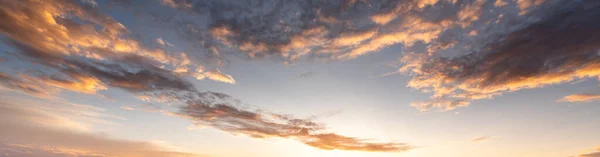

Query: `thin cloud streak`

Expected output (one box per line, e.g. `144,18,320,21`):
471,136,491,142
574,146,600,157
558,93,600,103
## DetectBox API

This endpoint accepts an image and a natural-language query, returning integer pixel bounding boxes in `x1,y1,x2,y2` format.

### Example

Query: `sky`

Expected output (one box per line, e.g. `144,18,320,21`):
0,0,599,157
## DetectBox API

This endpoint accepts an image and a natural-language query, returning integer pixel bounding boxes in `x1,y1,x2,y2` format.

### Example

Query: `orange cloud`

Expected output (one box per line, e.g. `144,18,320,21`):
558,93,600,103
517,0,546,15
0,0,211,82
203,69,236,84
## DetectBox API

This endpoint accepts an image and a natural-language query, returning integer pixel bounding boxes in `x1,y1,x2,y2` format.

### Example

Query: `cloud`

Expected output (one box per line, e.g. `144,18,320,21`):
151,0,478,61
471,136,491,142
204,69,236,84
0,101,204,157
400,0,600,111
109,0,600,112
173,92,414,152
0,0,406,153
558,93,600,103
0,0,228,84
0,72,58,97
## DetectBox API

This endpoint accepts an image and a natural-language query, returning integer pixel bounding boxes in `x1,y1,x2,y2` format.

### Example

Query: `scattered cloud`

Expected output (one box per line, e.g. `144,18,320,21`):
115,0,600,112
0,0,406,152
134,0,600,112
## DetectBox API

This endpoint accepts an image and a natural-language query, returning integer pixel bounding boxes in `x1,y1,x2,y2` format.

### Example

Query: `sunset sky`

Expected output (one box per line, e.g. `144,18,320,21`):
0,0,599,157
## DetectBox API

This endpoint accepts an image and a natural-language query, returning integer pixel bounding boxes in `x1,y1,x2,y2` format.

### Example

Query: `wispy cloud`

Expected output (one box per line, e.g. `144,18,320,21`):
471,136,491,142
558,93,600,103
0,101,204,157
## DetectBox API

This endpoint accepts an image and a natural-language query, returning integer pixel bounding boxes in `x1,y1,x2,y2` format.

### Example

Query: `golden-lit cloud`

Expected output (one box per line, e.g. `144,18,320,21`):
516,0,546,15
204,69,236,84
0,0,222,84
558,93,600,103
494,0,509,7
457,0,486,28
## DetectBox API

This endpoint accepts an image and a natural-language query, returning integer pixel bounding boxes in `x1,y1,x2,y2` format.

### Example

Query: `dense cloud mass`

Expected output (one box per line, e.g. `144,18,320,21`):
400,0,600,111
150,0,456,61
